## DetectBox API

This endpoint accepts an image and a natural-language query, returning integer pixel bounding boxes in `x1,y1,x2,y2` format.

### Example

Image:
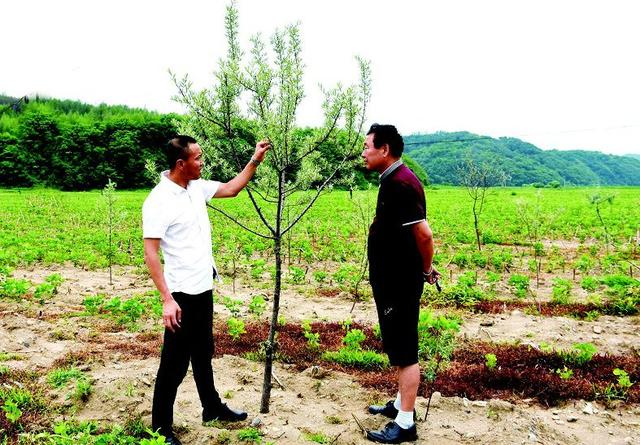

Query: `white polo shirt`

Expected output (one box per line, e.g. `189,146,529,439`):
142,171,221,294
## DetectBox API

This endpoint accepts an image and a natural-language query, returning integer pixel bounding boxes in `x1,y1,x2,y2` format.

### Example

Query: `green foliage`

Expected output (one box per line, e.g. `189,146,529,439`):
404,132,640,186
322,328,388,369
0,277,30,299
0,98,178,189
551,278,572,304
312,270,327,283
491,250,513,272
508,274,530,298
602,368,635,401
301,320,320,351
16,419,164,444
574,254,594,273
417,310,460,381
227,317,246,341
73,378,93,402
555,366,574,380
303,431,329,444
561,342,597,366
248,295,266,317
236,427,263,443
2,399,21,423
287,266,306,284
47,367,84,388
580,276,599,292
484,353,497,370
223,296,243,316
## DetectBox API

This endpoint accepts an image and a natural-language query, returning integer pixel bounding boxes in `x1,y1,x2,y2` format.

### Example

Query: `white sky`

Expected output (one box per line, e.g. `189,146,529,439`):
3,0,639,155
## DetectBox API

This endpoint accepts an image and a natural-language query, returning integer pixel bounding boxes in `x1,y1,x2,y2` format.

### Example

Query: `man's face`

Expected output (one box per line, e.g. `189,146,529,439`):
361,133,387,172
180,143,204,180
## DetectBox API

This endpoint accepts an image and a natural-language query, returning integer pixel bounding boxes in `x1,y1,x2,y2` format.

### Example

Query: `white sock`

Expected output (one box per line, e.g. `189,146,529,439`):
393,392,401,410
395,409,414,429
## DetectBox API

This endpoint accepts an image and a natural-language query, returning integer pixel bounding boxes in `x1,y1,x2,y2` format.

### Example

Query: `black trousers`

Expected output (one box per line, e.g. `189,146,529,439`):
152,290,222,436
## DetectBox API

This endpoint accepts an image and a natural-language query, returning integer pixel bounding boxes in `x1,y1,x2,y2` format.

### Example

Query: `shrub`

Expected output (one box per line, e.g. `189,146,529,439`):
248,295,266,317
508,274,530,299
227,317,246,341
580,276,599,292
551,278,572,304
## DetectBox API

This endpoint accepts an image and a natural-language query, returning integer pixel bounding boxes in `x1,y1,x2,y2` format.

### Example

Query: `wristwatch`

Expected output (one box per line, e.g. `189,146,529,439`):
423,268,434,281
250,157,261,166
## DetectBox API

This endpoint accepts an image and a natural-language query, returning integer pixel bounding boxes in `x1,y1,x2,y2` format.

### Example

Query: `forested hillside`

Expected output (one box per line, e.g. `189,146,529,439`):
405,132,640,186
0,96,178,189
2,96,638,189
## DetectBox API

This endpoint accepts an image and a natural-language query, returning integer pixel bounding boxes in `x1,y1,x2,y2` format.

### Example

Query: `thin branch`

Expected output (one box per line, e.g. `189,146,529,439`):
207,203,273,240
246,188,276,235
281,154,350,236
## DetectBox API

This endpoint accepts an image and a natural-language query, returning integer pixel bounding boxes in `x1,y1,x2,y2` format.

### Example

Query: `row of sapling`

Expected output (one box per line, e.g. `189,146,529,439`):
170,1,371,413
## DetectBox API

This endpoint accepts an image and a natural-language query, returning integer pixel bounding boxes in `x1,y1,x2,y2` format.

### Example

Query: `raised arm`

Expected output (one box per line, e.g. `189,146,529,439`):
144,238,181,332
214,140,271,198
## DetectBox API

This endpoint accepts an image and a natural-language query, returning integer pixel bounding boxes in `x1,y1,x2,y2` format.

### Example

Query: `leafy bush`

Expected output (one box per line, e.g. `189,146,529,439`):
508,274,530,298
0,278,30,299
301,320,320,351
580,276,599,292
551,278,572,304
248,295,266,317
227,317,246,341
322,328,388,369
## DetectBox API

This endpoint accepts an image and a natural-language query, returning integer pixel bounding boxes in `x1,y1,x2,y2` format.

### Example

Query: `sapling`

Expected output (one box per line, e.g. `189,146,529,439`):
172,2,371,413
101,179,123,285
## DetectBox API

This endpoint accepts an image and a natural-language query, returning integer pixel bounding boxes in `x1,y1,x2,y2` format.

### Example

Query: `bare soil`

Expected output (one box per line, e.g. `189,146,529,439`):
1,265,639,444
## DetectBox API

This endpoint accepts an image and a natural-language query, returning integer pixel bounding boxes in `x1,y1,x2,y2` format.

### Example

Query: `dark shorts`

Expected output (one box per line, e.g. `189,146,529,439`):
371,278,423,367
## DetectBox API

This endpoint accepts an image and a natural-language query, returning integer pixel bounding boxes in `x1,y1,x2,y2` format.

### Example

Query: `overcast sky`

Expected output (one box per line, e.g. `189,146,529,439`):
3,0,639,155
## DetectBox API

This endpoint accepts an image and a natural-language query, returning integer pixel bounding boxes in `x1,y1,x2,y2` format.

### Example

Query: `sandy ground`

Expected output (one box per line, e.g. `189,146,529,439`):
1,265,639,445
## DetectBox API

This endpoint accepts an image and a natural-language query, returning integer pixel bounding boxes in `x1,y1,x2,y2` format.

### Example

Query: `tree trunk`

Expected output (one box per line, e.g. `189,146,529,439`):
260,171,285,413
473,210,481,252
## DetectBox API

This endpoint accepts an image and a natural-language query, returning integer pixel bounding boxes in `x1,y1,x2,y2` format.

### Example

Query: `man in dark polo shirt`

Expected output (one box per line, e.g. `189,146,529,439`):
361,124,440,444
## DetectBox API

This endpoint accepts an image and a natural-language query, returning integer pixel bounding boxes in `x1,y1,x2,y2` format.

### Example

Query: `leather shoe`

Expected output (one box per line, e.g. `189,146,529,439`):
164,434,182,445
368,401,416,420
367,421,417,443
203,403,248,422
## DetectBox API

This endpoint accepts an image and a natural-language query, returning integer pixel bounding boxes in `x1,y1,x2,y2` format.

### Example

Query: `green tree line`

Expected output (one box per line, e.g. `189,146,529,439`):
0,96,428,190
0,97,178,190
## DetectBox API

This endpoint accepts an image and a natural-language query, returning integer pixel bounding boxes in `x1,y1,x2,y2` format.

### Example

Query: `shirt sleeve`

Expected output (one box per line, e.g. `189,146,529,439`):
396,181,426,227
142,195,171,239
199,179,221,202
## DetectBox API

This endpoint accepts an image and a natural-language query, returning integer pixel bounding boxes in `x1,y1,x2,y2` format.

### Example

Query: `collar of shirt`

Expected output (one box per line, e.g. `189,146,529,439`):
160,170,188,195
380,160,403,182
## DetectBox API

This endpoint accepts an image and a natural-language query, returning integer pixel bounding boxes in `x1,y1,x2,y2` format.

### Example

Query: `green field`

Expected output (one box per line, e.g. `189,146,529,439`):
1,186,638,272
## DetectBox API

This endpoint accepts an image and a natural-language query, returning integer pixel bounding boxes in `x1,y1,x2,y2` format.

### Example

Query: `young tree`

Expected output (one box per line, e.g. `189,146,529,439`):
589,192,615,254
171,2,371,412
457,157,508,251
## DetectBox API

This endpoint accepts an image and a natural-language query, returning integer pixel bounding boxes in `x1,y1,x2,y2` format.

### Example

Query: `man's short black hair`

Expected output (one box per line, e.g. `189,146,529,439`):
367,124,404,157
166,135,197,170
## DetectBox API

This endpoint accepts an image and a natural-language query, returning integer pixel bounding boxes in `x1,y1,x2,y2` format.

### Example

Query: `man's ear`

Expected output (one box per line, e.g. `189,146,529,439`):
382,143,390,157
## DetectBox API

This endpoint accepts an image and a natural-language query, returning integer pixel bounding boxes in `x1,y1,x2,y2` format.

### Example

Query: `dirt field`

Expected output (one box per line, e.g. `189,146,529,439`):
1,265,639,445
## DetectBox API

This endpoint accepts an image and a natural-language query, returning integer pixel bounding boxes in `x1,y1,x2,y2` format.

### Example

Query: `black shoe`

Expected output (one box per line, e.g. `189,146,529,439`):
368,400,398,418
368,401,416,420
367,421,417,444
203,403,248,422
164,434,182,445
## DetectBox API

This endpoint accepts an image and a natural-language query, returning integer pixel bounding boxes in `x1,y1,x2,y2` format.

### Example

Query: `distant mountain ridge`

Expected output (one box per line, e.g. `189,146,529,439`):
404,132,640,186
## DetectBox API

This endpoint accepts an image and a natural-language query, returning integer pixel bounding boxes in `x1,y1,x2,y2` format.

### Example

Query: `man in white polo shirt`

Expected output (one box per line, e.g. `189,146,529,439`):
143,135,270,445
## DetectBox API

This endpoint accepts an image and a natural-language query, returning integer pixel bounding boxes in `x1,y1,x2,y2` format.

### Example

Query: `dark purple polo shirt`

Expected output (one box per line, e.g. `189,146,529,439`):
367,163,426,285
